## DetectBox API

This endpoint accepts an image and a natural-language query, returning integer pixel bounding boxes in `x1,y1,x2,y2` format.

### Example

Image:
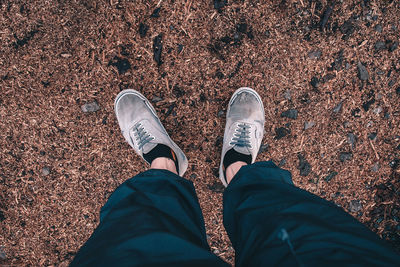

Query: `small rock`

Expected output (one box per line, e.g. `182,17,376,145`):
42,167,50,176
150,7,161,18
138,23,149,38
81,101,100,113
278,158,286,167
324,171,338,182
310,76,320,88
347,132,357,149
339,152,353,162
236,23,247,33
102,116,107,125
207,181,225,193
340,19,355,40
396,87,400,95
281,109,298,119
190,174,197,180
217,110,224,117
387,68,392,78
333,101,343,113
215,71,224,79
357,62,369,81
275,127,291,140
284,89,292,100
377,69,385,75
304,121,315,130
177,44,184,53
308,50,322,59
388,41,399,52
214,0,227,12
349,200,362,213
371,162,380,172
362,99,375,112
108,56,131,74
375,24,382,33
0,210,5,222
264,30,271,38
374,41,386,51
330,49,344,71
153,34,163,66
373,106,382,114
0,246,5,260
172,85,185,98
258,143,269,154
298,153,311,176
368,132,377,140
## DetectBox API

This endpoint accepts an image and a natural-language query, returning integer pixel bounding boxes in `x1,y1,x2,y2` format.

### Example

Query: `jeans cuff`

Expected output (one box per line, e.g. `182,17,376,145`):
226,161,293,189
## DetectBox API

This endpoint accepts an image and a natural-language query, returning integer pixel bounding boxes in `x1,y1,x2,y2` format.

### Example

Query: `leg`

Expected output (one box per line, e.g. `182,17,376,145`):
223,161,400,266
71,169,227,266
219,88,400,266
71,89,228,266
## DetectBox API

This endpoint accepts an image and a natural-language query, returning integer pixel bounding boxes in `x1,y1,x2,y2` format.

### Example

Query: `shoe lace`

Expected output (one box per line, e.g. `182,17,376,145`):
230,123,252,148
132,122,154,150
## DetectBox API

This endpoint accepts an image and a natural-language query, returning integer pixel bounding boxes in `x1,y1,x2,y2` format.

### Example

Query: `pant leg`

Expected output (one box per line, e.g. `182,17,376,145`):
223,161,400,267
71,169,229,267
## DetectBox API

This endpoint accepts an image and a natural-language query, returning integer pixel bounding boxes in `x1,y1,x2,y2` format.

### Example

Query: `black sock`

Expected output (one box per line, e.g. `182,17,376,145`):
143,144,179,174
223,148,252,170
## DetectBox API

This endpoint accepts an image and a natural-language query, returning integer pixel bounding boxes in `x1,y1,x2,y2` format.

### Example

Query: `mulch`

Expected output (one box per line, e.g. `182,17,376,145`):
0,0,399,265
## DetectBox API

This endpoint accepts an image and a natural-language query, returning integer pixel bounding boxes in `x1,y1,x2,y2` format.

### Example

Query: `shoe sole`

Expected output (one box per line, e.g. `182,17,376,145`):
219,87,265,187
114,89,188,176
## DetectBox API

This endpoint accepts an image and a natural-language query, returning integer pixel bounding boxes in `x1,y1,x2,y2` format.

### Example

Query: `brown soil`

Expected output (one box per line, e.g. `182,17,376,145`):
1,0,399,265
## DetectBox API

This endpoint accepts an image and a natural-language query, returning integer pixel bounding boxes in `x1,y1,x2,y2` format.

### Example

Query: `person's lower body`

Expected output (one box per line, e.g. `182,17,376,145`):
71,161,400,266
224,161,400,266
71,88,400,266
70,168,228,267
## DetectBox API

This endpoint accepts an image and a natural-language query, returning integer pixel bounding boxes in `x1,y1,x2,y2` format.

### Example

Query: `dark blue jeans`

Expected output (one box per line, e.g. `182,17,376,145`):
71,162,400,266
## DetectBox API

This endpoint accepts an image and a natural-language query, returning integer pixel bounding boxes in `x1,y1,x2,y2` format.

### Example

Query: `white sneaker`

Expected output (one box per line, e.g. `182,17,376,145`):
219,87,265,186
114,89,188,176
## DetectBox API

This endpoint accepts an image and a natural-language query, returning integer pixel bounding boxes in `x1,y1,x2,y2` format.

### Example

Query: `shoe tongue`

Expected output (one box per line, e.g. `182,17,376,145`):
233,145,251,155
128,126,157,154
142,142,157,154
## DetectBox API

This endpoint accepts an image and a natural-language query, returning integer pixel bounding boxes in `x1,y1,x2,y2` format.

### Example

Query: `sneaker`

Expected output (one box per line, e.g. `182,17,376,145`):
114,89,188,176
219,87,265,186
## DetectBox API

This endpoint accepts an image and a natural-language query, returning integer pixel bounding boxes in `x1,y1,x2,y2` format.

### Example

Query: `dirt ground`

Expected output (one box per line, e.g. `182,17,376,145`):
1,0,399,265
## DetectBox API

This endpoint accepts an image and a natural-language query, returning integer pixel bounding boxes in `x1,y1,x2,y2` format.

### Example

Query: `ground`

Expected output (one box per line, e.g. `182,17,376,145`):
0,0,399,265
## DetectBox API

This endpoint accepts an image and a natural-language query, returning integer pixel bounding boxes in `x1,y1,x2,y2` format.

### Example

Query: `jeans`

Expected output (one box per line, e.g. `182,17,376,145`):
71,161,400,266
